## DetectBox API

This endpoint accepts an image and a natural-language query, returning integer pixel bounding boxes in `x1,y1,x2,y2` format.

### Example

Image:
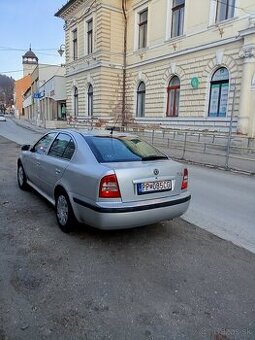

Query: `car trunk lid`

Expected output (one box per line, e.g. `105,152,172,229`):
102,159,184,203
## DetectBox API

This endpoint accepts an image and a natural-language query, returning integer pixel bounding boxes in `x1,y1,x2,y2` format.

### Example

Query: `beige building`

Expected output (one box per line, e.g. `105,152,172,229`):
55,0,255,136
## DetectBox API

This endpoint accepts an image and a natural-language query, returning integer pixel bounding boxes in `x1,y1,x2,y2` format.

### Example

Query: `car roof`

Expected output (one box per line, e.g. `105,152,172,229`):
51,129,138,139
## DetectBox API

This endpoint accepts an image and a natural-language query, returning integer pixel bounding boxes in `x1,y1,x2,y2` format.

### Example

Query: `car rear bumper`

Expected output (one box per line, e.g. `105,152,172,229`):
72,192,191,230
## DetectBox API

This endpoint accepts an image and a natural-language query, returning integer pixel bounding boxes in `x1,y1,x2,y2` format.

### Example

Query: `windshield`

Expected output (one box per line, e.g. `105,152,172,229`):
84,136,168,163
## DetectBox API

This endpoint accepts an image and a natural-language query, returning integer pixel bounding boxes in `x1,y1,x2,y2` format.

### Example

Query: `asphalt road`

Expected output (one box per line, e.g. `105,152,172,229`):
2,117,255,254
1,136,255,339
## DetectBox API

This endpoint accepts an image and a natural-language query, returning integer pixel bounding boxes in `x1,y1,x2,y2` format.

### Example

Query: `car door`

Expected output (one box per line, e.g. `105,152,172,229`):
38,133,76,199
23,133,56,186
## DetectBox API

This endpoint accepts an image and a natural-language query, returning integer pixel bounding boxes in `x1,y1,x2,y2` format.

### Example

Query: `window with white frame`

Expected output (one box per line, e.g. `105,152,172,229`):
215,0,235,22
138,9,148,49
171,0,185,38
72,29,78,60
73,86,78,116
87,19,93,54
88,84,93,116
208,67,229,117
136,82,145,117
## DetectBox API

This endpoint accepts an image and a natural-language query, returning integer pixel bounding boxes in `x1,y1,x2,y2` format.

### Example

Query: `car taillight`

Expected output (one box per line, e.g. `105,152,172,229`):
99,174,121,198
181,168,188,190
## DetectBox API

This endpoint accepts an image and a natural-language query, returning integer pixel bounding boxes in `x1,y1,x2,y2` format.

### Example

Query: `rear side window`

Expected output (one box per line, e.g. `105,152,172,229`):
48,133,75,160
85,136,168,163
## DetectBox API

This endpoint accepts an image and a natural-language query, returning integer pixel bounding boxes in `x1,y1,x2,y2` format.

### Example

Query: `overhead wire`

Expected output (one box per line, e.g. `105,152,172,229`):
0,63,64,76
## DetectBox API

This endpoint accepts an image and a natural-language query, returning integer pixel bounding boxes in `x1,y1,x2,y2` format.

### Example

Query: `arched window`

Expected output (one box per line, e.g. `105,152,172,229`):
73,87,78,116
208,67,229,117
136,82,145,117
166,76,180,117
88,84,93,116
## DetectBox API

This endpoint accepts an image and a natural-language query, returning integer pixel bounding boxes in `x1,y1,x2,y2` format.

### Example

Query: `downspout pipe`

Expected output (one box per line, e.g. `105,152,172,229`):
121,0,127,130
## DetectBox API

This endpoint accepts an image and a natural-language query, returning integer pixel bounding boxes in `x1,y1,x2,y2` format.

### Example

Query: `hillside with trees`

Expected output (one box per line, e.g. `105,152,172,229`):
0,74,15,112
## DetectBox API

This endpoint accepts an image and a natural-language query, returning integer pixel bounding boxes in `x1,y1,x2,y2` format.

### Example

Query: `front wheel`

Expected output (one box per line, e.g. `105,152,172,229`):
17,163,28,190
55,191,76,233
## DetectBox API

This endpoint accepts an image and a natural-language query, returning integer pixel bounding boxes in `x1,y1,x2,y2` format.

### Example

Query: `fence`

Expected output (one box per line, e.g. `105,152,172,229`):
126,128,255,175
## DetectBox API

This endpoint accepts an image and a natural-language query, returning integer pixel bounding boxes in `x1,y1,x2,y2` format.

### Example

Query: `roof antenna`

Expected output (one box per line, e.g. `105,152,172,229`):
108,114,120,136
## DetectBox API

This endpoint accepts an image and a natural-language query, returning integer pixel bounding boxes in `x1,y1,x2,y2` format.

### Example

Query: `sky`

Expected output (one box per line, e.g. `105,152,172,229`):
0,0,67,80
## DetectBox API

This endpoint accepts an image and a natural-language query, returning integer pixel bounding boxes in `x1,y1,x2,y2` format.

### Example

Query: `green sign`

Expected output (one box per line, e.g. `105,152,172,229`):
191,77,199,89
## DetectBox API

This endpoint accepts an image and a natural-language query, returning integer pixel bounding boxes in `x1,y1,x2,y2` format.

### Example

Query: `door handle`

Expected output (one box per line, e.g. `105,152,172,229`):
36,161,40,166
56,169,61,174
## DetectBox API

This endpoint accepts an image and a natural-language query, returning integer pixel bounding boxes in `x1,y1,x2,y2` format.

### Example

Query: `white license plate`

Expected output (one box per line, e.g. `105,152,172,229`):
137,180,172,195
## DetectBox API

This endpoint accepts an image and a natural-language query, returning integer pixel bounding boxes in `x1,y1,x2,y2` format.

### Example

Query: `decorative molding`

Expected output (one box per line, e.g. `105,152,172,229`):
163,65,185,85
248,16,255,28
171,62,176,74
239,45,255,61
133,72,149,86
127,36,240,70
215,50,224,65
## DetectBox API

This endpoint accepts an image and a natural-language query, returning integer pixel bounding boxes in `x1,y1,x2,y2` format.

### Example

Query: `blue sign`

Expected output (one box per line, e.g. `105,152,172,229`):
33,90,45,99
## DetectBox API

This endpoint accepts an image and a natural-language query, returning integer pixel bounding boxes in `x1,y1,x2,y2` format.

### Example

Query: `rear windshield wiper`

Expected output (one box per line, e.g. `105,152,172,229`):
141,155,168,161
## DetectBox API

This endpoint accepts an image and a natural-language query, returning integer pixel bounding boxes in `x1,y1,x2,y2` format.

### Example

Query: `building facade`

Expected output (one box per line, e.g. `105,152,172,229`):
38,75,67,128
14,74,32,117
23,64,66,126
56,0,255,136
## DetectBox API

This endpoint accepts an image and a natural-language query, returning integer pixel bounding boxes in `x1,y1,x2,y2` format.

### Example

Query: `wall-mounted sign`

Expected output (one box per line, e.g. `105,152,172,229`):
33,90,45,99
191,77,199,89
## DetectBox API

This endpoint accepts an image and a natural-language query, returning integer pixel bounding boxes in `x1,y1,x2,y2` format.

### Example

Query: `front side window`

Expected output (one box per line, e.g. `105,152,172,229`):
88,84,93,116
171,0,185,38
74,87,78,116
32,133,56,154
138,9,148,49
136,82,145,117
48,133,75,160
208,67,229,117
72,29,78,60
166,76,180,117
87,19,93,54
216,0,235,22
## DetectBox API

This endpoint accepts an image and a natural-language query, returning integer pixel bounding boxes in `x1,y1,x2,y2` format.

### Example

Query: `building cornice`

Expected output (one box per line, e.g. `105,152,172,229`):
55,0,84,18
239,26,255,38
126,36,242,70
66,61,123,77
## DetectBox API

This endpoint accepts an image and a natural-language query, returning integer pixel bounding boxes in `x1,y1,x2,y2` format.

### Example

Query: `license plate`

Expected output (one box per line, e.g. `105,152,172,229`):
137,180,172,195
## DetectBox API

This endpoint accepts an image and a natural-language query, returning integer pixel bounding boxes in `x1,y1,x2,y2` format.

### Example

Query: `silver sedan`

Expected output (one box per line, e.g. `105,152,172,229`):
17,130,191,232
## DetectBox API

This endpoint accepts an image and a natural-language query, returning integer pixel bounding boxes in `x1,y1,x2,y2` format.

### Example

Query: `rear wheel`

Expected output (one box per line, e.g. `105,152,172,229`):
17,163,28,190
55,190,76,233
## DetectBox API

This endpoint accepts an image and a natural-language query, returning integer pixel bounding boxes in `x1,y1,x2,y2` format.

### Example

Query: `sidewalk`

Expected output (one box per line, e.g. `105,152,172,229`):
11,116,48,134
11,116,255,175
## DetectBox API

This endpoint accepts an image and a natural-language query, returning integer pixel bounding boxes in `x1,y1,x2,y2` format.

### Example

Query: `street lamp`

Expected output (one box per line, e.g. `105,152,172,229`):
58,44,65,57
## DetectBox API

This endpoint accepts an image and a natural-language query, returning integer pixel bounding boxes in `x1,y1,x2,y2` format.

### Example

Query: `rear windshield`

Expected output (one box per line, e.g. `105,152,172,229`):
84,136,168,163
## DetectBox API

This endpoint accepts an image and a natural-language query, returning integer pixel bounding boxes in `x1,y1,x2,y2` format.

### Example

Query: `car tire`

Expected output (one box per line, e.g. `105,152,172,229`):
55,190,76,233
17,163,28,190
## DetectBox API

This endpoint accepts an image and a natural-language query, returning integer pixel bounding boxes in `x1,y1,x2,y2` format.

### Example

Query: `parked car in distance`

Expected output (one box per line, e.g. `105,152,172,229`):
17,130,191,233
0,113,6,122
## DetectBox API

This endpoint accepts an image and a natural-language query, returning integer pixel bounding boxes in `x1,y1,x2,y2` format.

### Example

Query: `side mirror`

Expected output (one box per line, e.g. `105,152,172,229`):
21,144,31,151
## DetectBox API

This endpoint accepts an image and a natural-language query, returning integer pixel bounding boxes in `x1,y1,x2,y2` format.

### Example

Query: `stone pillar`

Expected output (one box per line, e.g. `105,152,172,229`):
238,44,255,135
